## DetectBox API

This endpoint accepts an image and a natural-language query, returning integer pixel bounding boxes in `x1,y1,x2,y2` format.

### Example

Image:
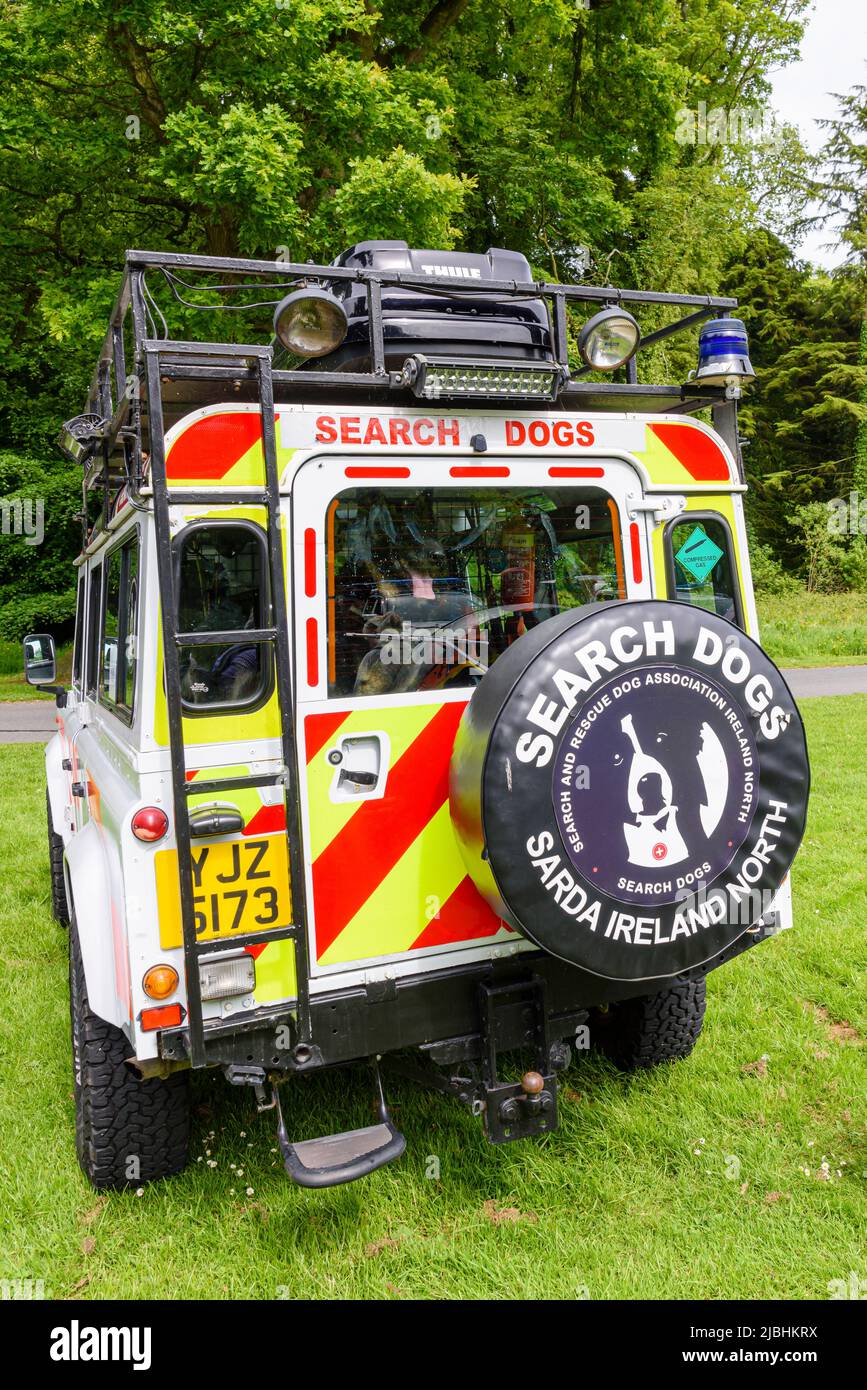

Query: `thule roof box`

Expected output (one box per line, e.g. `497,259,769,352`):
310,241,553,372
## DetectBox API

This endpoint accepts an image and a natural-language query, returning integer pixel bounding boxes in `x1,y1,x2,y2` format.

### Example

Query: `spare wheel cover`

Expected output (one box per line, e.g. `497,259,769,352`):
449,599,809,982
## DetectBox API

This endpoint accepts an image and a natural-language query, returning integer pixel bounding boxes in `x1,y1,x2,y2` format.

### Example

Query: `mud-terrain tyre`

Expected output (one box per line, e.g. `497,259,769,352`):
69,919,190,1189
47,788,69,925
595,977,707,1070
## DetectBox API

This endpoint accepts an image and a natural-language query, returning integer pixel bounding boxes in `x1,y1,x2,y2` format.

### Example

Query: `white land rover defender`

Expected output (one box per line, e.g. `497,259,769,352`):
27,242,809,1189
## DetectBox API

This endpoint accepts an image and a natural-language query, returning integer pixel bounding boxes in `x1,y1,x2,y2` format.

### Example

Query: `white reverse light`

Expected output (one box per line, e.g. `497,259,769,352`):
199,952,255,1001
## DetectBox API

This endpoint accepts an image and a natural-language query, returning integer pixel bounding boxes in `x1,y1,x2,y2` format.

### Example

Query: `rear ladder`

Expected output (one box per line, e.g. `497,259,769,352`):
143,341,310,1069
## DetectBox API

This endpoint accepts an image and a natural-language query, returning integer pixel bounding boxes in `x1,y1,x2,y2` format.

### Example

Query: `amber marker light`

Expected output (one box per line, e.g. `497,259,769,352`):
143,964,179,1000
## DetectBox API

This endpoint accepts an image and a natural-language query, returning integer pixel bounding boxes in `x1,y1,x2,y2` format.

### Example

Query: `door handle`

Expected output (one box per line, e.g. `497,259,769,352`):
328,731,390,801
338,768,377,791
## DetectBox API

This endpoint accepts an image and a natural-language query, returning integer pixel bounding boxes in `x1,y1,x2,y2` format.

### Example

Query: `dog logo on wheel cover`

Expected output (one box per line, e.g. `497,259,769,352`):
553,667,756,907
620,712,689,868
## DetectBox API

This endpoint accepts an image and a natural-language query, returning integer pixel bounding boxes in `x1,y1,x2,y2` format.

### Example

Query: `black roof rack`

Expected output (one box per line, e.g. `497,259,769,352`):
69,248,742,543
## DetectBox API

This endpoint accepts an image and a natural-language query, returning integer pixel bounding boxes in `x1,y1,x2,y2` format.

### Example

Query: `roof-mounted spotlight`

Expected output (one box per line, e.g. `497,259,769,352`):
56,413,105,465
273,286,348,358
691,317,755,387
578,307,641,371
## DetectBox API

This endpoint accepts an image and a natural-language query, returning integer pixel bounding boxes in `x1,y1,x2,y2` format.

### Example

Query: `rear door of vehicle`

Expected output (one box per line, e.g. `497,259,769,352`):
292,450,651,983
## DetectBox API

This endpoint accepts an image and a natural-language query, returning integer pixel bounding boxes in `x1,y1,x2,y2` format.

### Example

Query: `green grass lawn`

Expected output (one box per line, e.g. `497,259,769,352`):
757,592,867,667
0,700,865,1301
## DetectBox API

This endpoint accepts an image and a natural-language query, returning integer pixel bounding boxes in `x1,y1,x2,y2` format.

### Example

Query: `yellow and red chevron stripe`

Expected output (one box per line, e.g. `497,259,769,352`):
163,408,296,488
304,702,508,966
635,421,732,486
166,411,265,486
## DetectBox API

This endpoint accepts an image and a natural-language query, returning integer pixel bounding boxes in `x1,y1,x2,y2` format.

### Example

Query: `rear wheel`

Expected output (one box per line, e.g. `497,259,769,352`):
594,977,707,1070
46,788,69,925
69,919,190,1189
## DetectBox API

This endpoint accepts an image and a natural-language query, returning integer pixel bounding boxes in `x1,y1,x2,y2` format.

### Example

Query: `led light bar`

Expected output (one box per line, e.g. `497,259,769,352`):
199,952,256,1002
401,355,563,402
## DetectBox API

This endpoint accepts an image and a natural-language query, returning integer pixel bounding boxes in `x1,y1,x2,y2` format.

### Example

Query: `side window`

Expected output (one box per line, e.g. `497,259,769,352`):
101,547,123,702
85,564,102,697
98,531,140,718
125,542,139,710
665,515,743,629
72,573,86,687
176,524,269,709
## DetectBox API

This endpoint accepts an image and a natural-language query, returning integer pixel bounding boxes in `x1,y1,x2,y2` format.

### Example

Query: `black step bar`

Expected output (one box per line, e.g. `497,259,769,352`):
275,1064,406,1189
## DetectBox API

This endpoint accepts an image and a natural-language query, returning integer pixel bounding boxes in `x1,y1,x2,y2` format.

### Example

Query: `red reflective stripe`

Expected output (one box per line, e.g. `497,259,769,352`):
649,422,730,481
304,710,351,763
548,466,605,478
449,466,510,478
243,805,286,837
306,618,319,686
166,412,263,481
344,467,411,479
245,943,269,960
409,874,507,950
312,703,466,960
629,523,643,584
304,527,317,598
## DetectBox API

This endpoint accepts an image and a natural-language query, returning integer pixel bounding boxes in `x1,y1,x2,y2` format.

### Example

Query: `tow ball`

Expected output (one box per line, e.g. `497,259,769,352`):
494,1073,555,1128
483,1065,559,1144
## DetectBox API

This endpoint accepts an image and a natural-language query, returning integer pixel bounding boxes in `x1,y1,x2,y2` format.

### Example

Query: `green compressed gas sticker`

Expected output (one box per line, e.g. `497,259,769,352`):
675,526,725,583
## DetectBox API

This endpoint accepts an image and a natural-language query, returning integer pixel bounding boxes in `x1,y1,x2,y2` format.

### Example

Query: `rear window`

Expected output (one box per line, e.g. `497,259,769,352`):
72,573,85,688
85,564,102,697
327,486,624,697
176,523,270,710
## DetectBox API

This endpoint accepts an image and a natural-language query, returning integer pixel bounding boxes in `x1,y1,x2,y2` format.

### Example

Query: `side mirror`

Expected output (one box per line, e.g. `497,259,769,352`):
22,632,57,686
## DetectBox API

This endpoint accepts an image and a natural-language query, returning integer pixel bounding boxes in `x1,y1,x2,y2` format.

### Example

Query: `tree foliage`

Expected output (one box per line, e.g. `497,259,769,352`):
0,0,863,609
0,0,813,443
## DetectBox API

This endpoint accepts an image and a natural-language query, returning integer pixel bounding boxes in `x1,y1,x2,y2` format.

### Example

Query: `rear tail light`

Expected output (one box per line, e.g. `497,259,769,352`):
199,952,256,1001
139,1003,184,1032
132,806,169,842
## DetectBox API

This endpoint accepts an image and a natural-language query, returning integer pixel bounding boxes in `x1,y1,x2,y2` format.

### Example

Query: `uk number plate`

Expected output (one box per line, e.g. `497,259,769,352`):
156,835,292,949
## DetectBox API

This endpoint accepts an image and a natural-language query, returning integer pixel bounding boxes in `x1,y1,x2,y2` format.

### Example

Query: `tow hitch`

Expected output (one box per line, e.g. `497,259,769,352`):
225,976,568,1186
382,974,567,1145
478,978,559,1143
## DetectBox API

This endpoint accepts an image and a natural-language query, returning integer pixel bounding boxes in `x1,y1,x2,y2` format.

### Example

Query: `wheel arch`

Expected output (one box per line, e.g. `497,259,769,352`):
45,732,67,839
65,819,130,1030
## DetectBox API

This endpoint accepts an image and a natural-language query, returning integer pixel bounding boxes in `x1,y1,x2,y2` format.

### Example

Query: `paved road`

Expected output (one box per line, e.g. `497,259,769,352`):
781,666,867,699
0,700,57,743
1,668,865,743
